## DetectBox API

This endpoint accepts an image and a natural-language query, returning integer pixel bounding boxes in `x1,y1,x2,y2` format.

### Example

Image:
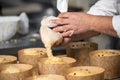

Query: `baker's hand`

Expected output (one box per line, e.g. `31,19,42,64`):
53,37,72,47
53,31,100,47
51,12,93,37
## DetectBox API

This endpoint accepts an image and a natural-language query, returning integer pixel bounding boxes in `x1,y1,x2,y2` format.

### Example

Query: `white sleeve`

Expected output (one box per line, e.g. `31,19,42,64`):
112,15,120,38
88,0,120,38
87,0,118,16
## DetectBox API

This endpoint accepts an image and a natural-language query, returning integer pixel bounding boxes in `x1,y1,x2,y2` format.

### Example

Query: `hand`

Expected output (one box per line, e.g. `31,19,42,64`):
51,12,93,37
52,12,118,38
53,31,100,46
51,12,99,46
53,37,72,47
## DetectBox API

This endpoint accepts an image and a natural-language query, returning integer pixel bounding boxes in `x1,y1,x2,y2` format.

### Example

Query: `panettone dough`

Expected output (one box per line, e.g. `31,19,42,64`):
45,57,65,64
1,66,20,73
94,52,120,57
45,45,65,64
23,48,46,56
0,57,9,63
33,75,65,80
40,16,64,64
0,57,5,63
68,69,96,76
33,77,53,80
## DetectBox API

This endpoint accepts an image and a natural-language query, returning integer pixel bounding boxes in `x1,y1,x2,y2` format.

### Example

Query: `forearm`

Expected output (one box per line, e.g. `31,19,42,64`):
72,31,100,41
89,15,118,37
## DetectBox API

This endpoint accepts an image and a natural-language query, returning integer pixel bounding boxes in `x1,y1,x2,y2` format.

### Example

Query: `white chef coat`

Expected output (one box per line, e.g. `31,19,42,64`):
87,0,120,38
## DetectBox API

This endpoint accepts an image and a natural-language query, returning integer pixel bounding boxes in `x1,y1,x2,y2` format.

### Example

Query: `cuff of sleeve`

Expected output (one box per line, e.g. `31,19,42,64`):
112,15,120,38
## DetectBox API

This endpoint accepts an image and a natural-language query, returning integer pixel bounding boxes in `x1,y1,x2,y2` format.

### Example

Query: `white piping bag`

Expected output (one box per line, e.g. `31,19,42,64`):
43,0,69,28
57,0,69,13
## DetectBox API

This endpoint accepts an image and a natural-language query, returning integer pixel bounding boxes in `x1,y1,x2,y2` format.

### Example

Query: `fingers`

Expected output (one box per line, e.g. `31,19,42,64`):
53,25,71,32
51,18,69,25
53,26,64,32
50,12,73,25
62,30,74,37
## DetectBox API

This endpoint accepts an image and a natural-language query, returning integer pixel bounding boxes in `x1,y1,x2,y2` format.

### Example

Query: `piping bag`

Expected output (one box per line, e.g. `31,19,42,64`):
41,0,69,28
40,0,69,45
57,0,69,13
40,0,69,58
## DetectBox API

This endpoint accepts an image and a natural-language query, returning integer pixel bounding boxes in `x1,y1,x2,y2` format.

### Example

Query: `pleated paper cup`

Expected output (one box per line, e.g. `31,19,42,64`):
25,74,66,80
0,64,33,80
65,66,105,80
66,42,98,66
0,55,17,66
89,50,120,79
18,48,47,67
38,56,76,75
18,48,47,75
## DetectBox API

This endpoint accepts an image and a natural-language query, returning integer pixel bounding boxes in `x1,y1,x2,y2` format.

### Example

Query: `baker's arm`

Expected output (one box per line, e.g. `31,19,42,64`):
88,0,120,38
70,0,119,41
69,15,118,42
90,15,118,37
71,14,119,39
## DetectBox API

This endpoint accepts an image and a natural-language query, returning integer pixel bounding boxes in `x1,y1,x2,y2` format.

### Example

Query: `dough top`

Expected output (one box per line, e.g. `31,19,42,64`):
32,74,66,80
93,52,120,57
0,64,32,74
23,48,46,56
68,69,96,76
0,57,6,63
45,57,66,64
1,66,20,73
0,55,16,63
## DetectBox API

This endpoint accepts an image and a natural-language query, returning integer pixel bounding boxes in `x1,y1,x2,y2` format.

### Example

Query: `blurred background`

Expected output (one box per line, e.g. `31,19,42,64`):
0,0,84,55
0,0,120,56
